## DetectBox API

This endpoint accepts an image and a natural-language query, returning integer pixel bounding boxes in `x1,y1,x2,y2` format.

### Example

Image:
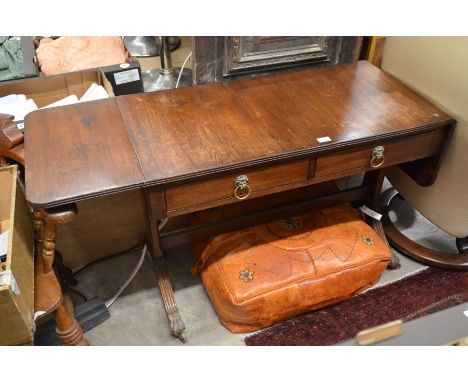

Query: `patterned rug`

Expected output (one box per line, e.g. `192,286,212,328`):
244,267,468,345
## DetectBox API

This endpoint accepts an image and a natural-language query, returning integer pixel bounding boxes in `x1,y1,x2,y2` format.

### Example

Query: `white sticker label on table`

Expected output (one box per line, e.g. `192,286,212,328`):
316,136,332,143
114,69,140,85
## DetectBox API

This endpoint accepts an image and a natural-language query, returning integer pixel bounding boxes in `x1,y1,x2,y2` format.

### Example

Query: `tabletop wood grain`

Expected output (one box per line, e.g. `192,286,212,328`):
25,99,145,208
24,61,454,208
119,61,453,186
227,62,451,145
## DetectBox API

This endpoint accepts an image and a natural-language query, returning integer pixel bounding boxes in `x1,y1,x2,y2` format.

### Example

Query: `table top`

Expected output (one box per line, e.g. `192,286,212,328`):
24,61,454,208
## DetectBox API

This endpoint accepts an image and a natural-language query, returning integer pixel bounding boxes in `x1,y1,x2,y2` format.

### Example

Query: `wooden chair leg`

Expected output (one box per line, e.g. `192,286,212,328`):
382,190,468,270
55,303,89,346
33,210,44,261
37,205,90,345
34,209,62,314
53,250,78,288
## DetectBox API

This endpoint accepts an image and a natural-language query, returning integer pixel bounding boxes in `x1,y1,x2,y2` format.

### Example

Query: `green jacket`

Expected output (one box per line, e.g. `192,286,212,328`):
0,36,24,81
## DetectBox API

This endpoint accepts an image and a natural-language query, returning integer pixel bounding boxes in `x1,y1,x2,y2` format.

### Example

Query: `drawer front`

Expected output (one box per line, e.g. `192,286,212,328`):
315,130,445,178
166,160,309,213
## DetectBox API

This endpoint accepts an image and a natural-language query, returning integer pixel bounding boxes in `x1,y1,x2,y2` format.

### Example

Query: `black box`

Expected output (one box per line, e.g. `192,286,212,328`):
100,61,144,96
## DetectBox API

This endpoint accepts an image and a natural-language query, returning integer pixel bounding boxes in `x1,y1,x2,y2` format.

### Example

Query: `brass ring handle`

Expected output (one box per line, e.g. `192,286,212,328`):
370,146,385,168
234,175,251,200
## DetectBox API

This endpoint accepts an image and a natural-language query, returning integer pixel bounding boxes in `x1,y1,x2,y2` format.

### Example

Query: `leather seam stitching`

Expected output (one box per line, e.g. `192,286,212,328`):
218,256,391,304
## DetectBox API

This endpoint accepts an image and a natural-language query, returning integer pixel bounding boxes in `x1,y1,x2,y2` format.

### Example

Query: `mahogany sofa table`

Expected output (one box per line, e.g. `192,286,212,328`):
24,61,454,344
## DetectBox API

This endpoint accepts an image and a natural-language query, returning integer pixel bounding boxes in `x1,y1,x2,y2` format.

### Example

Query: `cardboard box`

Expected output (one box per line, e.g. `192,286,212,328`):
28,37,143,96
0,165,34,345
0,68,115,108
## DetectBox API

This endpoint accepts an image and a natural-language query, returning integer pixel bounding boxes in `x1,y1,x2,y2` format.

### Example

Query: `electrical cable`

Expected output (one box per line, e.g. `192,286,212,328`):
175,51,192,89
104,244,147,309
71,218,168,308
72,223,167,309
158,217,168,230
67,286,88,302
72,242,143,277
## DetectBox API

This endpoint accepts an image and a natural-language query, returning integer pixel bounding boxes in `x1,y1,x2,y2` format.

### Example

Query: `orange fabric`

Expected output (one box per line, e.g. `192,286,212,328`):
36,37,128,76
194,204,392,333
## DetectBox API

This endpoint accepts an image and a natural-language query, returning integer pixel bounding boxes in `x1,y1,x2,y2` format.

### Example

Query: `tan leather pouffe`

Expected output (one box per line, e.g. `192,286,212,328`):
193,204,392,333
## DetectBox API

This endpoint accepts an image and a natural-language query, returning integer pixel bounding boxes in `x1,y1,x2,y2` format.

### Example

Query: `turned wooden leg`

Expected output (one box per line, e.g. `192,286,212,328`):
55,304,89,346
42,215,57,273
38,205,89,346
53,250,80,338
53,251,78,288
33,210,44,259
34,209,62,315
145,189,187,342
364,169,401,270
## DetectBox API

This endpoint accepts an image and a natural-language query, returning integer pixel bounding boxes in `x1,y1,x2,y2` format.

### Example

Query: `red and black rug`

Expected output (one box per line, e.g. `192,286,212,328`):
244,267,468,346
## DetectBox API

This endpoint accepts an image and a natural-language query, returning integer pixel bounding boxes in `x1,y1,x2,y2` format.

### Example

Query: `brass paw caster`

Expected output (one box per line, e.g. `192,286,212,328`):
178,331,187,343
387,254,401,270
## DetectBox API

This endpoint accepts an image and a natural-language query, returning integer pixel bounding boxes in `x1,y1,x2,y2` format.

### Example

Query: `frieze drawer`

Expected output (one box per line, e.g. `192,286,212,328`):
315,129,447,179
165,160,309,215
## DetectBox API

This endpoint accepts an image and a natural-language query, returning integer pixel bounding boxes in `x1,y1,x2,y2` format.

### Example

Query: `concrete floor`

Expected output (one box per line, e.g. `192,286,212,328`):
73,181,457,346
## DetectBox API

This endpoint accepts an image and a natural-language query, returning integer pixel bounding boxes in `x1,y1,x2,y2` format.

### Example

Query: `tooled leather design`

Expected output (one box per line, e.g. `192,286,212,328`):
275,217,303,232
236,225,359,280
254,211,327,250
312,227,359,263
266,222,313,242
198,204,392,333
256,212,360,263
201,205,388,302
244,246,317,279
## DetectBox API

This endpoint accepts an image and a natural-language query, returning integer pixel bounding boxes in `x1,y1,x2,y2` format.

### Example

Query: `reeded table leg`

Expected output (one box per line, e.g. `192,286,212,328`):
154,256,187,342
145,189,187,342
364,169,401,270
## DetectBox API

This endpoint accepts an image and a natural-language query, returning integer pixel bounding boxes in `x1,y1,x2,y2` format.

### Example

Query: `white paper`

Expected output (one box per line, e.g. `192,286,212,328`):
42,95,79,109
0,230,9,257
0,94,37,121
0,270,20,295
34,310,47,322
464,309,468,318
1,83,109,123
0,94,27,106
316,136,332,143
114,68,140,85
80,83,109,102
